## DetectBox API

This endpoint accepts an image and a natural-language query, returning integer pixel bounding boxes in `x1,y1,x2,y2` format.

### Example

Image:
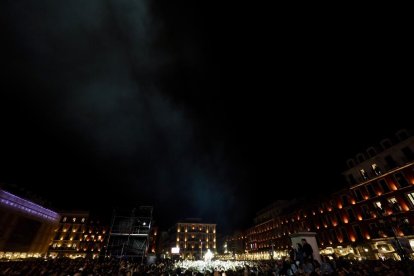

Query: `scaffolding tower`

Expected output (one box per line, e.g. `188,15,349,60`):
105,206,153,261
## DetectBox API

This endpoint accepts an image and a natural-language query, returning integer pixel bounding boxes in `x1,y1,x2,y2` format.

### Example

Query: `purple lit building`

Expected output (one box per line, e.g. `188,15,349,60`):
0,188,60,259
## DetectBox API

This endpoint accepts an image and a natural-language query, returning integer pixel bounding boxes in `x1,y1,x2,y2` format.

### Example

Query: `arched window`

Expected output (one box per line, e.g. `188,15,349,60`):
367,147,377,158
380,139,392,149
347,158,355,168
356,153,365,163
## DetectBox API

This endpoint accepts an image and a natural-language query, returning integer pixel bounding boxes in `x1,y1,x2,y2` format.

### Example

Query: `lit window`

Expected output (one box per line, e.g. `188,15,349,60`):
360,169,368,180
63,217,67,222
407,192,414,207
374,201,382,210
81,218,85,223
388,197,398,204
371,164,382,175
73,218,76,222
388,197,402,212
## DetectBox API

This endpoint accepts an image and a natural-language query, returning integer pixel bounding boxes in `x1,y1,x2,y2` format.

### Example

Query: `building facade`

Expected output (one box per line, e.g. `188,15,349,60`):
173,220,216,259
48,212,107,259
242,200,304,260
243,129,414,260
225,231,247,255
0,188,60,259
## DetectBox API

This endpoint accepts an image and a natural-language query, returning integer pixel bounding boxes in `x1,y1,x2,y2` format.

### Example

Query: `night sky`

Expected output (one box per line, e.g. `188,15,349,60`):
0,2,411,234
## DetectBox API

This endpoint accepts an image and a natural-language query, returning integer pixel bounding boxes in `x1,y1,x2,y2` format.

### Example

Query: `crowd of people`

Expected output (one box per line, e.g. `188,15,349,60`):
1,239,414,276
0,257,414,275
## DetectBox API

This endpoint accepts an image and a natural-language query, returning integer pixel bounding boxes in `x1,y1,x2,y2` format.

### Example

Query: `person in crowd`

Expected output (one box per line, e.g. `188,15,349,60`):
301,238,314,260
295,243,305,265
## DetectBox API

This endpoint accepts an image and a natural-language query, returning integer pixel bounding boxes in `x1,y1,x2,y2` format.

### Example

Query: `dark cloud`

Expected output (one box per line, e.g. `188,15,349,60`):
0,0,246,232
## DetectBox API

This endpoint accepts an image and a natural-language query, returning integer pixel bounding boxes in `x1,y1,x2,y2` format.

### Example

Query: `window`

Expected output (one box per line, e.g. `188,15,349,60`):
400,218,412,235
366,184,376,198
73,218,76,222
369,223,379,238
394,173,409,188
360,169,368,180
329,213,337,223
378,179,390,193
367,148,376,158
397,130,409,141
347,208,356,222
319,215,326,227
335,228,342,241
348,174,356,185
81,218,85,223
388,197,402,213
342,195,350,207
371,164,382,175
407,192,414,207
354,189,363,202
381,139,392,149
384,155,397,169
360,205,369,219
329,229,336,243
63,217,67,222
387,197,398,204
401,147,414,161
374,201,382,210
357,154,365,163
353,225,364,241
347,159,355,168
341,227,349,242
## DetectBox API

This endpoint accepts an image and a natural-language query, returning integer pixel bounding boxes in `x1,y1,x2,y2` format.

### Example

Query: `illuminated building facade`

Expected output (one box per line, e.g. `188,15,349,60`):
245,200,299,260
48,212,107,259
0,188,60,259
245,129,414,260
225,231,247,255
174,220,216,259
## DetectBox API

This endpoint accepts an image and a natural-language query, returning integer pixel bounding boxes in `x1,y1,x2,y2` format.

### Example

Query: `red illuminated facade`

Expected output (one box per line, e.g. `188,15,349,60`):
245,129,414,260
